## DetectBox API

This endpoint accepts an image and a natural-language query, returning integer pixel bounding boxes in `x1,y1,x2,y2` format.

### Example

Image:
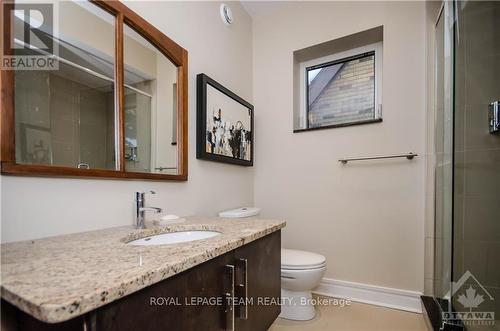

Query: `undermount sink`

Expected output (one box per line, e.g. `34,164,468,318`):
127,230,222,246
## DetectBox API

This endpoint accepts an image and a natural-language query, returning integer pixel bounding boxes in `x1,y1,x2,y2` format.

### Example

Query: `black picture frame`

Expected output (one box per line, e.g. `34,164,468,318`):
196,73,254,166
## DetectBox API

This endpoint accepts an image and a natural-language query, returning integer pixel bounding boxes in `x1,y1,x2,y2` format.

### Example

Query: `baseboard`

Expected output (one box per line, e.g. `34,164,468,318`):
313,278,423,313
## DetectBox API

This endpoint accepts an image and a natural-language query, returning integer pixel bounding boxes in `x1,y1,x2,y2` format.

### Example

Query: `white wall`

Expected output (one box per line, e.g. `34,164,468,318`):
252,2,426,292
0,1,254,243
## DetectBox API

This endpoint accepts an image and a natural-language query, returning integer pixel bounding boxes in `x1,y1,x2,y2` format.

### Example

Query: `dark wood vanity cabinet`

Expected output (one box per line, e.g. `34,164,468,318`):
95,248,236,331
234,232,281,331
1,231,281,331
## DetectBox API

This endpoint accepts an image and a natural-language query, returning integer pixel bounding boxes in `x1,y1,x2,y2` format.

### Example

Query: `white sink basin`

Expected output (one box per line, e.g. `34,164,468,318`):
127,230,221,246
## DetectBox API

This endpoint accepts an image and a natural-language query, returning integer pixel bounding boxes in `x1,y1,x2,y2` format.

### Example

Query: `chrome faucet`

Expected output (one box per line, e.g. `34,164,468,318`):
135,191,162,229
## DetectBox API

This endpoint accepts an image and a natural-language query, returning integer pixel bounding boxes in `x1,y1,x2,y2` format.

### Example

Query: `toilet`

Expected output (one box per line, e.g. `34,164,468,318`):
280,249,326,320
219,207,327,321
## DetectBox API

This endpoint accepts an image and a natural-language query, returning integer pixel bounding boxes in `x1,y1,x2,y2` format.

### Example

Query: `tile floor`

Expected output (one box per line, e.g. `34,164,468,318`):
269,298,429,331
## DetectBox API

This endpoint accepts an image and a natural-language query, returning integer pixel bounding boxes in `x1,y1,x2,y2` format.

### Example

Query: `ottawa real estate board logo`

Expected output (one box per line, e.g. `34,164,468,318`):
445,271,495,327
1,1,58,70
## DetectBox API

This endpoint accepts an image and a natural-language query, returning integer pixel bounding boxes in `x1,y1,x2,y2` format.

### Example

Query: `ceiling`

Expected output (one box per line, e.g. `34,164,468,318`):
240,1,292,18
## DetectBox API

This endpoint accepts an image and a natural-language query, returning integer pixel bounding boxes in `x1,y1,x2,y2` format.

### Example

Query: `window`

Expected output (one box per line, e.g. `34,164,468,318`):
296,43,382,131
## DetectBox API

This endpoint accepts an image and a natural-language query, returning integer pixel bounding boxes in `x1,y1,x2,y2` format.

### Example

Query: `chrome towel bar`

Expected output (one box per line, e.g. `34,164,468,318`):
339,152,418,164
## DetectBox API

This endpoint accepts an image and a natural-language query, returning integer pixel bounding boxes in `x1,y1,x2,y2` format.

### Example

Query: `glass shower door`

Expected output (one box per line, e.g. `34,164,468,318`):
434,1,500,329
434,0,455,320
451,1,500,329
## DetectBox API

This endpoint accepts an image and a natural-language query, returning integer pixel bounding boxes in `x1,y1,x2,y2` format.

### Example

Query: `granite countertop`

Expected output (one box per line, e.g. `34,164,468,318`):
0,216,285,323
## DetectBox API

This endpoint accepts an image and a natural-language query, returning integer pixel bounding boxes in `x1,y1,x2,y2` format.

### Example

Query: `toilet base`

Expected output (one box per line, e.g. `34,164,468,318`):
279,289,316,321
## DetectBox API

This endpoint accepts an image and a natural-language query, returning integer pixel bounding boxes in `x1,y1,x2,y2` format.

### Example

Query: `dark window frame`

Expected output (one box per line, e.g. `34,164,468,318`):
296,50,382,133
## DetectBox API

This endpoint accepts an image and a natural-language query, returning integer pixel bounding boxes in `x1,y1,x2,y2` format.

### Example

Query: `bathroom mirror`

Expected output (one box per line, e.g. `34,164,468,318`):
0,0,188,180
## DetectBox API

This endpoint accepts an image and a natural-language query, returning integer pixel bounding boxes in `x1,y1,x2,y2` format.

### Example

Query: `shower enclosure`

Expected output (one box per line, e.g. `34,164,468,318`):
433,1,500,330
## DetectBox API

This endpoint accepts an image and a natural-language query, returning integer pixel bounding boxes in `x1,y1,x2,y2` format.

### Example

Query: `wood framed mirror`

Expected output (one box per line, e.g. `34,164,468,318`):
0,0,188,180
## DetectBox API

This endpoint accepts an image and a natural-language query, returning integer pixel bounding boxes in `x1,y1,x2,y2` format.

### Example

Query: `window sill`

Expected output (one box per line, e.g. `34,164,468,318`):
293,118,382,133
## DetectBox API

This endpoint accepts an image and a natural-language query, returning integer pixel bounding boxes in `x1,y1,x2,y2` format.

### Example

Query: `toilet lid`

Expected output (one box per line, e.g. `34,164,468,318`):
218,207,261,218
281,249,326,270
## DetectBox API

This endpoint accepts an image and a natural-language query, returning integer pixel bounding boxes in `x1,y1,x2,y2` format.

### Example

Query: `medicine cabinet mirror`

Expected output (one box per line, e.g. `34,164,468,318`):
0,0,188,180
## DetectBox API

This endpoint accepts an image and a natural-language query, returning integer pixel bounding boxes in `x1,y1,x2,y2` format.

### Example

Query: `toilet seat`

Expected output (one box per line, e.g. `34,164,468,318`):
281,249,326,270
281,262,326,271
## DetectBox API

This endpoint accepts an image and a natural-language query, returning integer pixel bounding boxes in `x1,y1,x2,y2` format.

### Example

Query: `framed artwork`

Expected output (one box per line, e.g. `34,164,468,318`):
196,73,254,166
20,124,53,165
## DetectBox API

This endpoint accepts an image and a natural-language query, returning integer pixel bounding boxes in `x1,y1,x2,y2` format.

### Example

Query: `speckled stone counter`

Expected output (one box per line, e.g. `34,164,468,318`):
0,216,285,323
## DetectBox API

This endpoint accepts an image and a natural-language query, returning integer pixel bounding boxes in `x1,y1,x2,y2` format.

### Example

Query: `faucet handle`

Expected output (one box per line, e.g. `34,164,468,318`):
135,190,156,200
137,190,156,195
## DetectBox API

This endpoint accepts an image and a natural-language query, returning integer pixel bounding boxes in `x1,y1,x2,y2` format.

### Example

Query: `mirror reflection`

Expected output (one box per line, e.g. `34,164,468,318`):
14,1,117,170
123,24,178,175
13,1,180,175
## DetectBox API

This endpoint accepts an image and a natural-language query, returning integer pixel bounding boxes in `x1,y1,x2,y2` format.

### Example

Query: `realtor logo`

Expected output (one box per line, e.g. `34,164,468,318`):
444,271,495,327
457,286,491,310
1,1,58,70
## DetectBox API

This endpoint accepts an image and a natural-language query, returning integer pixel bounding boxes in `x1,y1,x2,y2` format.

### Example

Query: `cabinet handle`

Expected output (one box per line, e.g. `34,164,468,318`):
224,264,235,331
236,258,248,320
83,311,96,331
